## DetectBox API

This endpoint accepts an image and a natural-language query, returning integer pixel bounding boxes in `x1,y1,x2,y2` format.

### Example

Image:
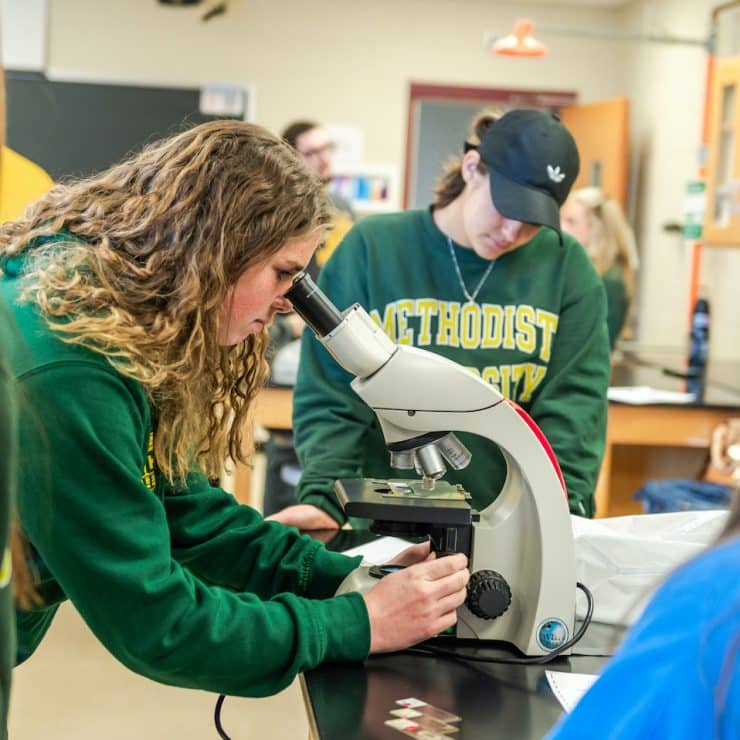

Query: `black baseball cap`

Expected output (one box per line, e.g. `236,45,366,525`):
474,109,579,242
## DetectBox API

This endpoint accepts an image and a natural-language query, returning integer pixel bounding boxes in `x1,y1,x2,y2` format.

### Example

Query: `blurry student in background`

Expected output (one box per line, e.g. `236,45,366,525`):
561,187,638,350
269,109,610,530
261,120,359,515
281,120,354,270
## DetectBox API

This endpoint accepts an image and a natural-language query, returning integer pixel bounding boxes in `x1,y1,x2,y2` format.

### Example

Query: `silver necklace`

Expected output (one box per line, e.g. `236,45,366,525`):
446,236,495,304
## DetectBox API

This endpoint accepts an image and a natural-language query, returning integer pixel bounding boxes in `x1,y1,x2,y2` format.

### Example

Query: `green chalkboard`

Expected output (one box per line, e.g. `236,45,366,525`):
5,70,244,181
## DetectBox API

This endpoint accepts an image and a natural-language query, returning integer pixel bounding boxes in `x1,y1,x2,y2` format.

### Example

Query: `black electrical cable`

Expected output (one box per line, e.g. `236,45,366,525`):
406,582,594,665
214,693,231,740
212,583,594,735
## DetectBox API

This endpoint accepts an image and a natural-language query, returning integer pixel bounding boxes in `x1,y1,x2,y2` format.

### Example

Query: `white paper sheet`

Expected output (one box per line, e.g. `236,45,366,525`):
545,671,599,713
607,385,696,405
341,536,412,564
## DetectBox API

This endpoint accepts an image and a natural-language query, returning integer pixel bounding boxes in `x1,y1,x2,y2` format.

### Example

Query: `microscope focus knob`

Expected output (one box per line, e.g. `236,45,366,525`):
466,570,512,620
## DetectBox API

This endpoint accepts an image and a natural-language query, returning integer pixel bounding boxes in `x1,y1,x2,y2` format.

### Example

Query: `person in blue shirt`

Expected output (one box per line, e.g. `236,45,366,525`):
548,497,740,739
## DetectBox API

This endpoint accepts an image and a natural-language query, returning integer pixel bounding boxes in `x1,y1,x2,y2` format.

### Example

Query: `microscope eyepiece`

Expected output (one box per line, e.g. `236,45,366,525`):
286,272,343,337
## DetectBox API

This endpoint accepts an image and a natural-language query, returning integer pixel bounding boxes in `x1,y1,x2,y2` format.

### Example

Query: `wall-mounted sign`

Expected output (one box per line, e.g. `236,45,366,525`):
199,84,247,118
683,179,706,239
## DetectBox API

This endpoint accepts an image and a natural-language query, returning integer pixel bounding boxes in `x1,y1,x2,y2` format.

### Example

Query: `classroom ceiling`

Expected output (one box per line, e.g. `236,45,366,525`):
521,0,632,6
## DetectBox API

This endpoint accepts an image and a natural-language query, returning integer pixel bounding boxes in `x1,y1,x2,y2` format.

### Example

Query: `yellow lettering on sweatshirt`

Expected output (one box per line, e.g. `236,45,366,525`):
478,363,548,403
141,432,157,491
395,299,415,345
519,363,547,403
0,549,11,589
498,364,513,397
481,304,503,349
436,301,460,347
536,309,559,362
460,303,481,349
511,364,527,396
416,298,438,346
368,299,558,376
515,306,536,354
503,305,517,349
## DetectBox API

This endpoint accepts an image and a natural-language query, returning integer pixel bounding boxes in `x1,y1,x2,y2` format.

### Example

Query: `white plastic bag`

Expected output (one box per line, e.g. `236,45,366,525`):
572,510,729,625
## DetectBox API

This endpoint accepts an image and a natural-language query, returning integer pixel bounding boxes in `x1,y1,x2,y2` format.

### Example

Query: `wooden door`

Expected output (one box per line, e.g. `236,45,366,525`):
560,98,630,210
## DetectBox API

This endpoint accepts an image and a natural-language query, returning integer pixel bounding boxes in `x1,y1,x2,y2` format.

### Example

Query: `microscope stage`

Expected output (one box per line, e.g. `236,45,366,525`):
334,478,473,525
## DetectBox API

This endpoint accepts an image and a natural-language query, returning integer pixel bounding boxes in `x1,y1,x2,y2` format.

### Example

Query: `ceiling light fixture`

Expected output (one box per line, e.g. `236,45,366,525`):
490,18,547,58
485,18,709,58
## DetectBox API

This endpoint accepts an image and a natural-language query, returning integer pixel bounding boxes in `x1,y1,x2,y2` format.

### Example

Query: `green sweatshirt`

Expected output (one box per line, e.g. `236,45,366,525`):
602,264,630,350
0,310,17,740
0,252,370,698
294,209,610,521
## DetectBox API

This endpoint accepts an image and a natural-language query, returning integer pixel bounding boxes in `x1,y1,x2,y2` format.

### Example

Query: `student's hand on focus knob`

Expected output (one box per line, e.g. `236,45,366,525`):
363,553,469,653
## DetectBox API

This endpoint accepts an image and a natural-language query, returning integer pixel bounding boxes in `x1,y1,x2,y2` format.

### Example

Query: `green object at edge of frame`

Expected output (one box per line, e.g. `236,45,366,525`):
683,179,706,240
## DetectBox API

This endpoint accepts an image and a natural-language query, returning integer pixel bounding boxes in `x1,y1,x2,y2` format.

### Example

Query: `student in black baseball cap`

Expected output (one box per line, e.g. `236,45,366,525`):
471,108,579,243
270,108,611,532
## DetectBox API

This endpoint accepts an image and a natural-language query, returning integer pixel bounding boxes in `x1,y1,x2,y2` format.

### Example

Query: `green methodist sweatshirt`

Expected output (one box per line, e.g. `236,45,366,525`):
0,251,370,698
294,208,610,521
0,310,18,740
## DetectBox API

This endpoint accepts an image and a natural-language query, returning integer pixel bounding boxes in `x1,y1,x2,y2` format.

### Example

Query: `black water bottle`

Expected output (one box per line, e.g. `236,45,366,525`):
687,298,710,400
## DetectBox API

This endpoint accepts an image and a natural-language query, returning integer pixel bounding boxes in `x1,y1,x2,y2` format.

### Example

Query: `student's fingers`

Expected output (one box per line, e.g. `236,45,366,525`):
434,584,470,616
364,566,468,653
411,552,468,580
388,541,432,567
431,609,460,636
388,562,468,609
420,566,470,604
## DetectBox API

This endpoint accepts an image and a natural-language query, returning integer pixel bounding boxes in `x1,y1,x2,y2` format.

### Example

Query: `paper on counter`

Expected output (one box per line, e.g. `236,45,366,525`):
341,536,412,564
545,671,598,713
607,385,695,405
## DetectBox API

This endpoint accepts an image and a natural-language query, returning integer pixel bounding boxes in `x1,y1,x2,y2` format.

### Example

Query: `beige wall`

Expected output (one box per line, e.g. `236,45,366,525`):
623,0,740,359
46,0,624,167
28,0,740,358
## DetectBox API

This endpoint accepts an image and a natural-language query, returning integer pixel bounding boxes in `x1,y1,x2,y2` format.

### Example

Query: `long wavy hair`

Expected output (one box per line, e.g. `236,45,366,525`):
564,187,639,299
0,120,331,484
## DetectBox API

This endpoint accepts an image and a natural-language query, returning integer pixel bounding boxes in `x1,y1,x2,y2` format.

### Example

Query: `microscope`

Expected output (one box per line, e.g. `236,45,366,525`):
286,273,577,656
